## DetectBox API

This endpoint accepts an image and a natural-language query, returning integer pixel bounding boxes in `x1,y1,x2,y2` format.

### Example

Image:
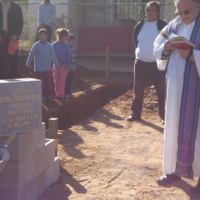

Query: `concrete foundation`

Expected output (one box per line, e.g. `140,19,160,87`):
0,79,59,200
0,127,59,200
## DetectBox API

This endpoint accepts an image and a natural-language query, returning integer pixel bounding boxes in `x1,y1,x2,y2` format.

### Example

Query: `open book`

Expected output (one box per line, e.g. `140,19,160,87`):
160,31,196,49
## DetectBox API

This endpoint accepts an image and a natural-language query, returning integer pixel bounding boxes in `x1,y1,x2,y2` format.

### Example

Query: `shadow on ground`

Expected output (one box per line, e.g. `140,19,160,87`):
160,179,200,200
138,119,164,133
58,130,85,159
37,166,87,200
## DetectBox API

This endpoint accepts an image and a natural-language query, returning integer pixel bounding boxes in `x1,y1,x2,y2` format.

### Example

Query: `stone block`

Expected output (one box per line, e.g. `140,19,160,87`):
0,78,42,137
0,150,39,188
26,170,45,200
0,123,45,162
0,183,26,200
38,139,55,172
45,157,60,189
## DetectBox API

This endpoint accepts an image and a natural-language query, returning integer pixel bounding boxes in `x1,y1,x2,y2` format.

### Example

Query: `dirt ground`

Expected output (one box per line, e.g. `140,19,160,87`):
38,90,200,200
17,52,200,200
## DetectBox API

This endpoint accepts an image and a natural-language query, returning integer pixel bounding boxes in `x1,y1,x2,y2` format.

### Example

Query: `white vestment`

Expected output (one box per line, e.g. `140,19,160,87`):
154,20,200,177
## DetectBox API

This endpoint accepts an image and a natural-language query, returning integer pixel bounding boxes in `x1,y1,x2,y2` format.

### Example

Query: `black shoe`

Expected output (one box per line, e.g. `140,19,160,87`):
156,174,180,185
127,115,141,121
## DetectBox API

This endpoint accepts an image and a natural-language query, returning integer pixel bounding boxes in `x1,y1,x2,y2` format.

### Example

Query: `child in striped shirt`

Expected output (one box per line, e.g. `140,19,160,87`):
26,29,59,101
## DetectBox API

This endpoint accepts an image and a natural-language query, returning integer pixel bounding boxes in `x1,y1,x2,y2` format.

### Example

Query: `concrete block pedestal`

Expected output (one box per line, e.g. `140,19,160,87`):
0,79,60,200
0,130,60,200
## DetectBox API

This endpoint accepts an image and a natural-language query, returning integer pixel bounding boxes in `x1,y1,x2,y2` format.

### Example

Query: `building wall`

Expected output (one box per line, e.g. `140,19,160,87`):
77,0,135,55
78,26,134,55
67,0,84,50
82,0,134,27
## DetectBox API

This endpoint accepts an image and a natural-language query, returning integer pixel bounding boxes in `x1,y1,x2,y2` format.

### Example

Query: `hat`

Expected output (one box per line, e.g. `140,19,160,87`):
8,40,19,55
68,33,75,40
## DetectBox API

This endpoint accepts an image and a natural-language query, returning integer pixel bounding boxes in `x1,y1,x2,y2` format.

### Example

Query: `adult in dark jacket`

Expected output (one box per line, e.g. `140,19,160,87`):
0,0,23,79
127,1,167,122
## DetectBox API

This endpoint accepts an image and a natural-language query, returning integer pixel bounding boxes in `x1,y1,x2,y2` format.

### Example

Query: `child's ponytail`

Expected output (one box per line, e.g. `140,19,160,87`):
56,28,61,41
56,28,68,41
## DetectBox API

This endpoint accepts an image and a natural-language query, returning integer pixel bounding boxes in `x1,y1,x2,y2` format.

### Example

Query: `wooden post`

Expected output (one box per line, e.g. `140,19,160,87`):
106,46,110,81
46,118,58,156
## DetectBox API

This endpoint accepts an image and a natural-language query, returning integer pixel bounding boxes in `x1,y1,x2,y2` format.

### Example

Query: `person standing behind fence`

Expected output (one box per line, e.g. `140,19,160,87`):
35,0,56,43
0,0,23,79
26,29,59,102
65,33,77,98
127,1,167,123
52,28,70,100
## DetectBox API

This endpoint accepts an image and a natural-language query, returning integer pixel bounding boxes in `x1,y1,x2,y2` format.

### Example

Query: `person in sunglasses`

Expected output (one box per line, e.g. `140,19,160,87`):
154,0,200,194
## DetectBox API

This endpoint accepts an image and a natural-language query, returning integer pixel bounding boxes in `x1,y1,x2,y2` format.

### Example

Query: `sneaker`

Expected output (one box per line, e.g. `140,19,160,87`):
156,174,181,185
127,114,141,121
66,93,74,98
42,97,46,102
46,96,52,101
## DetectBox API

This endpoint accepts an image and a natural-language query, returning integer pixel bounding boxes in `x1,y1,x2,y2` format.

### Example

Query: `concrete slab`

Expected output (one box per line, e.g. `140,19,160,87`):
76,56,134,72
0,123,45,162
0,149,39,188
45,157,60,189
38,139,55,172
26,170,45,200
0,182,26,200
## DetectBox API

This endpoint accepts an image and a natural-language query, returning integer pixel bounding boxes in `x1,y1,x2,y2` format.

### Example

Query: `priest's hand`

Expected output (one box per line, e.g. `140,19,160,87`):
164,41,174,51
176,48,191,59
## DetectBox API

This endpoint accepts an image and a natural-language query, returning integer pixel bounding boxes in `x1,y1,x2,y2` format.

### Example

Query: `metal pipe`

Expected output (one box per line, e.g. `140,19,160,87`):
18,2,172,6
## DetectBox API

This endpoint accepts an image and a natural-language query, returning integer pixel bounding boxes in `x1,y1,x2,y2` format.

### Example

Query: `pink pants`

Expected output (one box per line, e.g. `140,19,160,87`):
53,65,68,98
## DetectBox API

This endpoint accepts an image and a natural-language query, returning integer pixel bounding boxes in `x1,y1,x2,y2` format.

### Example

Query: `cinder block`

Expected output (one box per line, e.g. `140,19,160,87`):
26,170,45,200
0,123,45,162
38,139,55,172
0,150,39,188
45,157,60,189
0,184,26,200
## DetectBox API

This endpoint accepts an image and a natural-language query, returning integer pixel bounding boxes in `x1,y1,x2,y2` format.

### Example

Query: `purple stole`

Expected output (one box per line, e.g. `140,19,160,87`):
167,13,200,179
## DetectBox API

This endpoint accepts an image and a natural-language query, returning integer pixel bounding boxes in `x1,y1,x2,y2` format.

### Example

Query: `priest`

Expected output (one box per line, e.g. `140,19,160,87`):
154,0,200,194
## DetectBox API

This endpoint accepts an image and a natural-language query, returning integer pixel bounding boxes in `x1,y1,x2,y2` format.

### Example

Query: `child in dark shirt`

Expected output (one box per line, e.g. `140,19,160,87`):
65,33,77,98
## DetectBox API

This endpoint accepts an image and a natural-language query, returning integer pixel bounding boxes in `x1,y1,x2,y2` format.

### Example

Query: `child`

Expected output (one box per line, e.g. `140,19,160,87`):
26,29,59,101
52,28,70,99
65,33,77,98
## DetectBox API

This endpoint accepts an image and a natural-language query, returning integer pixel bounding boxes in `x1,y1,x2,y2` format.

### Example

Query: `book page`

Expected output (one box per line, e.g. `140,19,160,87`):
168,33,178,40
168,32,195,48
169,33,186,41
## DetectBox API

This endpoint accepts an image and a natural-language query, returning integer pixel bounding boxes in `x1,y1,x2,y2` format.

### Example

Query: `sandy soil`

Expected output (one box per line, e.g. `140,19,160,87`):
17,51,200,200
38,89,200,200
